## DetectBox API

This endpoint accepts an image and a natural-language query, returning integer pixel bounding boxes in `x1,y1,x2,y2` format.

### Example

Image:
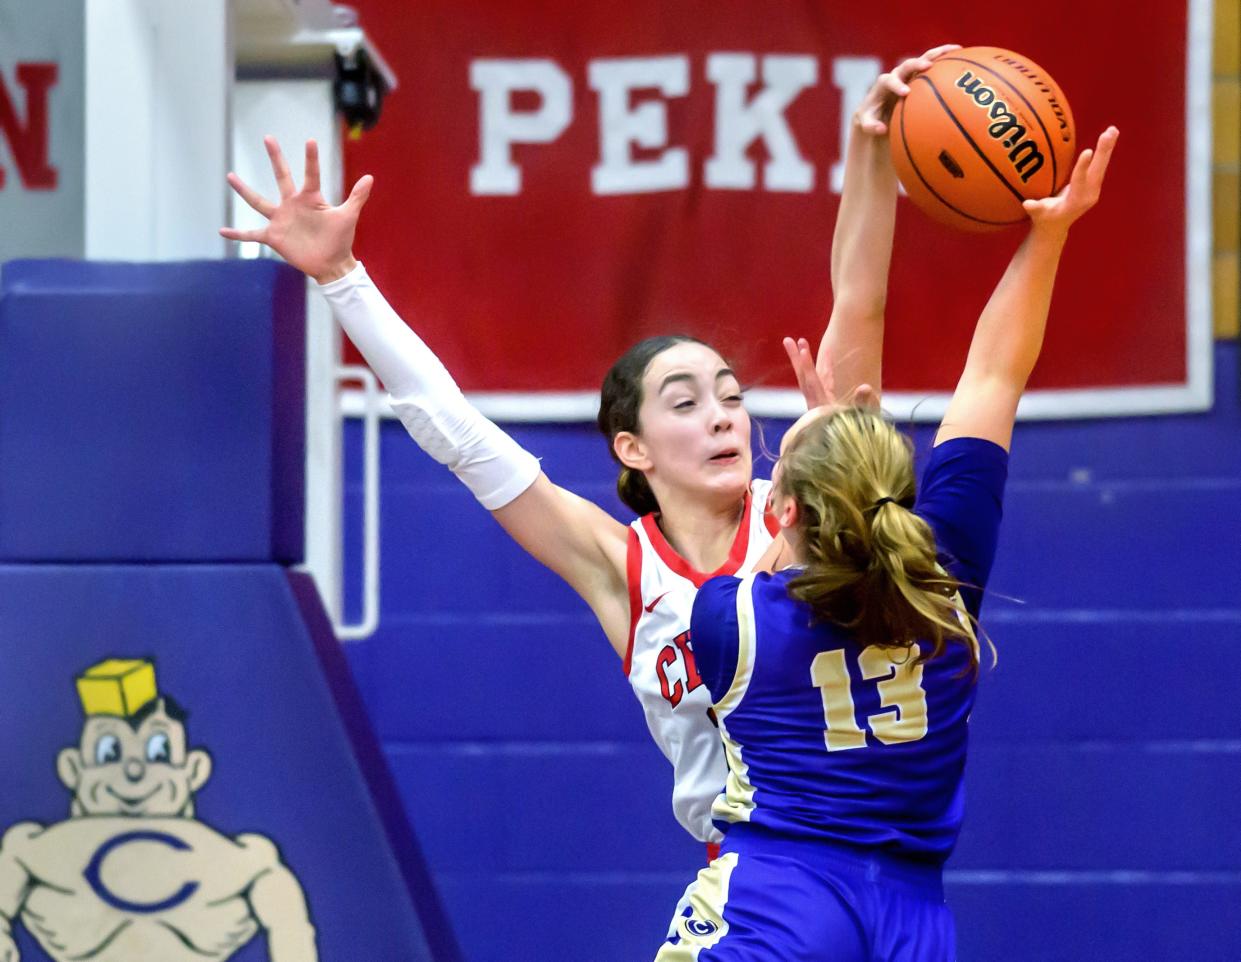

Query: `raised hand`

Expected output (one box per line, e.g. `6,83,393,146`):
220,137,374,284
783,337,879,411
1023,126,1119,234
854,44,961,137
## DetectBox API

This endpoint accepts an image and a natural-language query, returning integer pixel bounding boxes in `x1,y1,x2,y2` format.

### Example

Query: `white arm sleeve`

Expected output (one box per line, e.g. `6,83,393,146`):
317,263,541,510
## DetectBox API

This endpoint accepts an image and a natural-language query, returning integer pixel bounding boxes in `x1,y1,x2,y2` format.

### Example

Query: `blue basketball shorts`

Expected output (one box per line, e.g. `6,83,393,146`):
655,824,955,962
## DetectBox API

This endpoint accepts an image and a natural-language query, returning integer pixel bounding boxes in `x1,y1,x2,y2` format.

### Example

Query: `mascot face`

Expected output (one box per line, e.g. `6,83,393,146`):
59,701,211,817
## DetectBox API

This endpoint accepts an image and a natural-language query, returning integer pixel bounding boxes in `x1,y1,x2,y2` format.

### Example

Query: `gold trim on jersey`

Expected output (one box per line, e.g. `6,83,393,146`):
710,574,758,824
655,852,738,961
713,573,758,716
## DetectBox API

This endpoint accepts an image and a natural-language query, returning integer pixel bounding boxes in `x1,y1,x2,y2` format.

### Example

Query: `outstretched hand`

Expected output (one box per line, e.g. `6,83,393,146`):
1023,126,1119,233
220,137,374,284
854,44,961,137
783,337,879,411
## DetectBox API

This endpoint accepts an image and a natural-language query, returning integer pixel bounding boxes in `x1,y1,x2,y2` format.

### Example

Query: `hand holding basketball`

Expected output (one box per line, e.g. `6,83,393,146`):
854,44,961,137
1023,126,1119,234
889,46,1078,231
221,137,375,284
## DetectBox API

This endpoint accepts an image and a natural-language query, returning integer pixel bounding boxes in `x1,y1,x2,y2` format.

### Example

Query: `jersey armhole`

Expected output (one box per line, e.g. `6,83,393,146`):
622,527,642,677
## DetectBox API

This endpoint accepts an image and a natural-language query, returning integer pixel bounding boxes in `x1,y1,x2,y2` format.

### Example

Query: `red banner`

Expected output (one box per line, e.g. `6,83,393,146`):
344,0,1211,419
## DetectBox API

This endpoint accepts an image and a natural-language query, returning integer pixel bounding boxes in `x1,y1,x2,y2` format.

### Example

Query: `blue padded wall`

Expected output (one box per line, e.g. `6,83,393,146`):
343,341,1241,962
0,566,456,962
0,259,460,962
0,260,305,563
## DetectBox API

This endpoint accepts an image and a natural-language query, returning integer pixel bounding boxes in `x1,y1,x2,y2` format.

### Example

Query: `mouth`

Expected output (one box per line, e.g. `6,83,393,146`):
105,784,160,808
708,448,742,465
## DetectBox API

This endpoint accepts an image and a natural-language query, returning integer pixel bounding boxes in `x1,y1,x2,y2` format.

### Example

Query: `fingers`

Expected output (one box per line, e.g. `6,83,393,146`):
881,70,912,98
1070,145,1094,192
225,172,275,218
264,135,297,199
891,56,932,88
1086,126,1119,191
920,43,962,62
784,336,828,408
346,173,374,210
304,139,321,196
218,226,267,243
783,336,811,395
813,339,836,403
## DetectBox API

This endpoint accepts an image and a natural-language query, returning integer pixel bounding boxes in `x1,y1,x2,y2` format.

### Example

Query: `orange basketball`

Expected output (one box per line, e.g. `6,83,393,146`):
890,46,1076,232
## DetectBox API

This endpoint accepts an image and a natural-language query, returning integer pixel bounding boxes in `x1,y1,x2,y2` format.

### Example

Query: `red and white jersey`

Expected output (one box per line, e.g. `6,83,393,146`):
624,479,778,843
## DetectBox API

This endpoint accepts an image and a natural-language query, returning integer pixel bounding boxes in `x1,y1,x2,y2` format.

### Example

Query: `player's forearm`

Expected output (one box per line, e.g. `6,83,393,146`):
828,122,898,321
959,224,1068,392
318,264,539,509
318,262,456,400
820,123,898,394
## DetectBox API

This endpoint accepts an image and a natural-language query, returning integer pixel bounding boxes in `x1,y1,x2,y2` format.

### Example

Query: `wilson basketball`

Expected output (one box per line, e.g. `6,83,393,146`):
890,46,1076,232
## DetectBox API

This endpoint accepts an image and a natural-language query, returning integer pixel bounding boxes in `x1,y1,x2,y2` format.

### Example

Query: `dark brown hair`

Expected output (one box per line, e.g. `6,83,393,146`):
596,335,712,515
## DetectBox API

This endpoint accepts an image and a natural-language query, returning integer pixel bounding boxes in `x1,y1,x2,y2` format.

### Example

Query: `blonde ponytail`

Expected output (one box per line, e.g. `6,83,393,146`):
778,408,981,668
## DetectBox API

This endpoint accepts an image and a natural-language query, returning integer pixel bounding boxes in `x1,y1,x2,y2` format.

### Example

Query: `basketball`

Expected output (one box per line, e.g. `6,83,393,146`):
890,46,1076,232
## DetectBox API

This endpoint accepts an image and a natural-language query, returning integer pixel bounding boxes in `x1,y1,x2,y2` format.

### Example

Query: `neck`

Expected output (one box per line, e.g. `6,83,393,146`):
654,488,747,573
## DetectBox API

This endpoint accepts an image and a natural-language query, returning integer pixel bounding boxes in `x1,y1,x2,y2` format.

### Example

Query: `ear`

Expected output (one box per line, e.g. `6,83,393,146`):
186,750,213,792
775,492,800,532
613,431,652,472
57,748,83,792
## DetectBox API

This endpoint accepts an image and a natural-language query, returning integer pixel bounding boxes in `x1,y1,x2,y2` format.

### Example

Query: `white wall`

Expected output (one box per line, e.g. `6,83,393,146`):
84,0,231,260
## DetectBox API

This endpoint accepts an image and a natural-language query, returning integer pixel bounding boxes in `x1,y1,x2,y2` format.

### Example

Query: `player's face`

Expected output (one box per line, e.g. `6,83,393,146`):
74,705,196,816
634,342,752,502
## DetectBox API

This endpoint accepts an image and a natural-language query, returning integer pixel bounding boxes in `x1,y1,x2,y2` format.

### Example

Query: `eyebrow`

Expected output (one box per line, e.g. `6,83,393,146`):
658,368,738,394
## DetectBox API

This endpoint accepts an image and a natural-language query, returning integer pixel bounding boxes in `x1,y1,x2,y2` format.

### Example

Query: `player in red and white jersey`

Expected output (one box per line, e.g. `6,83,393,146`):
624,472,779,843
222,47,953,846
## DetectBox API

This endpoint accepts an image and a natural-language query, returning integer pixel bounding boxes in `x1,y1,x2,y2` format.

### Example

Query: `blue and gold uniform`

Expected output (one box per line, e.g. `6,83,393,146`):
656,437,1008,962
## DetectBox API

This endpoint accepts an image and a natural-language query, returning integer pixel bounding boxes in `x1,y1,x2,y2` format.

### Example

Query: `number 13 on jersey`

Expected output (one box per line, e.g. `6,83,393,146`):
810,647,929,751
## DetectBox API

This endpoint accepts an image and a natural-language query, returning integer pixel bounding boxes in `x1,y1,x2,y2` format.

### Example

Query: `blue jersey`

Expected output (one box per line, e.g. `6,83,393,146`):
689,437,1008,863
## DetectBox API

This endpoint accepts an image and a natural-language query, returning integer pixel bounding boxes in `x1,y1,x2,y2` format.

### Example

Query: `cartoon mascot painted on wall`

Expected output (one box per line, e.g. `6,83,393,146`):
0,659,317,961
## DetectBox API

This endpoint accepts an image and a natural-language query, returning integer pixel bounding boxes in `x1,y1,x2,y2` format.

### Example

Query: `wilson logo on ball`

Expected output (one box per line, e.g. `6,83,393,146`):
955,71,1045,183
889,45,1075,232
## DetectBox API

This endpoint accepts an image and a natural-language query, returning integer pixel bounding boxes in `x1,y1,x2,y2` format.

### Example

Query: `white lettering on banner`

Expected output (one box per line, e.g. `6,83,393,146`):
829,56,881,194
468,53,879,197
703,54,817,192
470,59,572,195
589,56,689,195
0,63,59,191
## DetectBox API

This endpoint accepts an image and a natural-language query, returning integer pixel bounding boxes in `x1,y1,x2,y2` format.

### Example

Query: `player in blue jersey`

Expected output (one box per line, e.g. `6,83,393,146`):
656,123,1119,962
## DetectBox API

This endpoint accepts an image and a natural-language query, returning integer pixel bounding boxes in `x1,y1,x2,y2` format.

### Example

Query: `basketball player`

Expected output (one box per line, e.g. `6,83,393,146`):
220,46,956,851
657,125,1119,961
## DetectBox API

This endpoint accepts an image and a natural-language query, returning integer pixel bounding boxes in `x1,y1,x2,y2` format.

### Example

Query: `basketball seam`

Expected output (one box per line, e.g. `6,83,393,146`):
935,55,1062,189
918,76,1029,206
899,80,1027,226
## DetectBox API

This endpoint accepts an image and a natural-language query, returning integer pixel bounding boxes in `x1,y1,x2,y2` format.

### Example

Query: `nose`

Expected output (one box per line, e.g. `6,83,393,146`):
709,398,733,433
124,758,145,783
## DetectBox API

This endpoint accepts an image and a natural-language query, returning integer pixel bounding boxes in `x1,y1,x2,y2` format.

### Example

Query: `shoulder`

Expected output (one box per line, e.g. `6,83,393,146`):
696,574,743,612
234,832,285,868
691,575,743,647
920,436,1009,489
